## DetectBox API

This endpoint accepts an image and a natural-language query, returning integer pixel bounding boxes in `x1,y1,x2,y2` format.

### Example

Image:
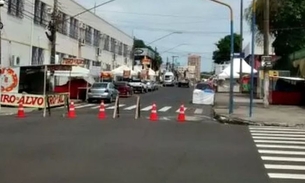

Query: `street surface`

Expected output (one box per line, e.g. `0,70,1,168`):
55,86,214,121
0,86,303,183
249,126,305,182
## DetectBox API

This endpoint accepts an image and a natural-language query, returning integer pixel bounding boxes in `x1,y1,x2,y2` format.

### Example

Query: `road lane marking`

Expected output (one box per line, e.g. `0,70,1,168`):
254,140,305,145
250,130,305,134
194,108,203,114
261,156,305,162
249,127,305,131
75,104,96,108
158,106,171,112
251,133,305,137
141,105,152,111
258,150,305,155
91,104,110,109
265,164,305,170
256,144,305,150
268,173,305,180
106,104,125,109
252,136,305,141
124,105,137,110
176,107,187,113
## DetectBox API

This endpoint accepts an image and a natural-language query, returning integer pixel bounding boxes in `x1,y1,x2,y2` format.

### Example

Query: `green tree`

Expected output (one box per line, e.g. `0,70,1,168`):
212,33,242,64
245,0,305,69
133,39,163,71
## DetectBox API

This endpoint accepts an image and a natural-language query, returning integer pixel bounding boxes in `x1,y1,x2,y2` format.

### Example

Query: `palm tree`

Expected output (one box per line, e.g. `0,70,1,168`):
244,0,283,42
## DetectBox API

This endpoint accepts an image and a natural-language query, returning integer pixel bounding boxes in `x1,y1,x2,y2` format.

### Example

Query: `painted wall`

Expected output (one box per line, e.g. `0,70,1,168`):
1,0,133,71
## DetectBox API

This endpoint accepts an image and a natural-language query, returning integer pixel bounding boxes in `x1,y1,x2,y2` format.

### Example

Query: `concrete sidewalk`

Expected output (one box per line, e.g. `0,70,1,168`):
213,93,305,127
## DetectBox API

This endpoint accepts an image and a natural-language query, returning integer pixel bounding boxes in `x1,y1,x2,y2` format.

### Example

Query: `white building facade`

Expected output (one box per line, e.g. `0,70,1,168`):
1,0,133,75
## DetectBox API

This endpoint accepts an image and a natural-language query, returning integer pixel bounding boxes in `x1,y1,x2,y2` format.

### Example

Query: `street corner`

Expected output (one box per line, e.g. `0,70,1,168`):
212,108,305,127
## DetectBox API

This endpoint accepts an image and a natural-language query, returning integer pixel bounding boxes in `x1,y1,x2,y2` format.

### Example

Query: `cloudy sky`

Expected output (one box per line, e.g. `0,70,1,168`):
76,0,253,72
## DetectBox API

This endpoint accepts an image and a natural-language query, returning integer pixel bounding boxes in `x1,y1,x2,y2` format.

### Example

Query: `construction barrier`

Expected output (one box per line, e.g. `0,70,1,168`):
113,95,141,119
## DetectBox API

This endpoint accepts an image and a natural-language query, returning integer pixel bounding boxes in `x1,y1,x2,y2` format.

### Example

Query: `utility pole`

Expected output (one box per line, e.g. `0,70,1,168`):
131,36,135,70
263,0,270,107
50,0,58,64
239,0,243,93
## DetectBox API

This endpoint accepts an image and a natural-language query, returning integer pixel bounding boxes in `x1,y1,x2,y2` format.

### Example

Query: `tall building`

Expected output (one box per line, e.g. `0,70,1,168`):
187,54,201,81
1,0,133,75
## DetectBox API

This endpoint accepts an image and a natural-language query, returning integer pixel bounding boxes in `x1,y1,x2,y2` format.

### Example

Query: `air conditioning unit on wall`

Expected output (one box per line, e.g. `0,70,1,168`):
10,55,20,67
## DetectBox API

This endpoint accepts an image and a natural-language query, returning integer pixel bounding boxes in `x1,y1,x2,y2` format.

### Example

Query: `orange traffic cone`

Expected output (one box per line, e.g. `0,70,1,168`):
98,101,106,119
67,101,76,118
17,103,25,118
177,104,185,122
149,103,158,121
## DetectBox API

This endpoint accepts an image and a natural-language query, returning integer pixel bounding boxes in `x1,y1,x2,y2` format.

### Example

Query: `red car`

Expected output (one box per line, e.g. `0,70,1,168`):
114,81,133,97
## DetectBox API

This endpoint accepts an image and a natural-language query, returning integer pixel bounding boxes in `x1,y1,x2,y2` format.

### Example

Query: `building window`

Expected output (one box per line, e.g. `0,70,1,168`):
118,42,123,55
57,11,67,35
123,44,128,57
110,38,116,53
92,61,101,67
69,18,79,39
7,0,24,18
84,59,90,69
93,29,100,47
85,26,92,44
31,46,44,65
34,0,47,26
104,35,110,51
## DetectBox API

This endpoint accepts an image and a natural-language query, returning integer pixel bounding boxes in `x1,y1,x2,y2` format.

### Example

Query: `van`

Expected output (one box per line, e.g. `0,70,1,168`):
163,72,175,87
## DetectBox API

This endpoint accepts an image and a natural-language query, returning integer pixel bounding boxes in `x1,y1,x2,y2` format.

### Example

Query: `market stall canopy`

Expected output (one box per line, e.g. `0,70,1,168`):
111,65,137,75
218,58,257,79
148,68,156,76
48,66,95,84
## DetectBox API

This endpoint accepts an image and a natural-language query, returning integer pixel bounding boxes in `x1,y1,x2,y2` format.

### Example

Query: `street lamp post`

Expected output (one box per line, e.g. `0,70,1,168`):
159,44,186,54
249,0,256,117
146,31,182,46
0,3,3,112
209,0,234,114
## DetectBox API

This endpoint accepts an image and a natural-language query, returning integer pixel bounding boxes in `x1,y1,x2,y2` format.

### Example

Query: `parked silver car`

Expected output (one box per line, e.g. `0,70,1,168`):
87,82,119,103
146,81,158,91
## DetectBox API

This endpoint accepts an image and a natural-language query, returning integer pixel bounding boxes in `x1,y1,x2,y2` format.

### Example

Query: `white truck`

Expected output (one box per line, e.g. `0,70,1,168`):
177,70,190,87
163,72,175,87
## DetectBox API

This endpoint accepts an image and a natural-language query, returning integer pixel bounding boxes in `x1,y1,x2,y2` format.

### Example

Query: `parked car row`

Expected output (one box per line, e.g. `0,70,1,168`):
87,80,159,103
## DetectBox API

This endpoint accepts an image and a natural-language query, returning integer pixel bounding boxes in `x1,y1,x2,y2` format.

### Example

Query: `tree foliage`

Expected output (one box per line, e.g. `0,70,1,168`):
212,33,242,64
245,0,305,69
134,39,163,71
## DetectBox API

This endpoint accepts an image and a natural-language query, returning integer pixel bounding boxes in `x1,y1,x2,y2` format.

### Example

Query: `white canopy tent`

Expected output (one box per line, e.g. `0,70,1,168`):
148,68,156,76
111,65,137,76
218,58,257,79
49,66,95,84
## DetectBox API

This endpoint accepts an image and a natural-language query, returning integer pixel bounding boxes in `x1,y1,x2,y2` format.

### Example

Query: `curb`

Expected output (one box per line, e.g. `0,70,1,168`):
213,109,305,128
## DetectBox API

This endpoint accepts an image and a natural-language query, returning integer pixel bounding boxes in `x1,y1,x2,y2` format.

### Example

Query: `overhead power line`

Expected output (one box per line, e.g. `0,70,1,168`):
95,10,236,20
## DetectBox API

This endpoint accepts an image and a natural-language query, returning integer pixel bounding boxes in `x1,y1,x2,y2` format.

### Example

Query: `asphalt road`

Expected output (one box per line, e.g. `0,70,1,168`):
55,86,214,121
0,86,303,183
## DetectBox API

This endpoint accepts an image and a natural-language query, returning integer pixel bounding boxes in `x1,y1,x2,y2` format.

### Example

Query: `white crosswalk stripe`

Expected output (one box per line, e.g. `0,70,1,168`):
63,103,205,114
75,104,96,108
91,104,110,109
141,105,152,111
124,105,137,110
194,108,203,114
249,126,305,180
158,106,172,112
106,104,125,109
